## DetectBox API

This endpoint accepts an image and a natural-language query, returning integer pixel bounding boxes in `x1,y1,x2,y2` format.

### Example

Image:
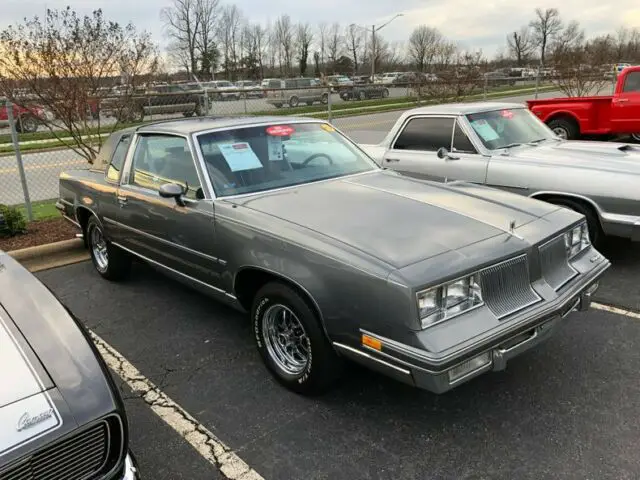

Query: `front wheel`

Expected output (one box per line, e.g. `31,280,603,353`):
547,118,578,140
320,93,329,105
252,282,342,395
382,88,390,98
87,216,131,281
16,114,39,133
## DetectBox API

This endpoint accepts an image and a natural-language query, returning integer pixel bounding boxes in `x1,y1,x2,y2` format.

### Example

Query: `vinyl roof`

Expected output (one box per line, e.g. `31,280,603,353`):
134,115,322,135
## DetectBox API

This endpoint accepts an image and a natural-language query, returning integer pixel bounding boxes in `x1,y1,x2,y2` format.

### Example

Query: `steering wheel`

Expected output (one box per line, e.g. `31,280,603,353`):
301,153,334,166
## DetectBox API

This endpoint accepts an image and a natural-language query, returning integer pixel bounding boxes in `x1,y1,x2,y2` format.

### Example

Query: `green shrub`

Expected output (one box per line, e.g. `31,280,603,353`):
0,204,27,237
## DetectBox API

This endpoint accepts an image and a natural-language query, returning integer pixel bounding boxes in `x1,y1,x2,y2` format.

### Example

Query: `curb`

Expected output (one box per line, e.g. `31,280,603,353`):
8,238,89,272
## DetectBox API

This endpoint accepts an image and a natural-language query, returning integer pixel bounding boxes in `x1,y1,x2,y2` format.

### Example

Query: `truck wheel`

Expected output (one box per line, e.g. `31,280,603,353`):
547,118,578,140
251,282,342,395
16,114,39,133
289,96,299,107
548,198,603,248
631,133,640,143
87,216,131,281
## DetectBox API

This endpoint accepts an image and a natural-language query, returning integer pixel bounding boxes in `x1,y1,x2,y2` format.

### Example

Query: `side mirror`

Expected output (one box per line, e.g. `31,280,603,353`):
159,182,186,206
436,147,460,161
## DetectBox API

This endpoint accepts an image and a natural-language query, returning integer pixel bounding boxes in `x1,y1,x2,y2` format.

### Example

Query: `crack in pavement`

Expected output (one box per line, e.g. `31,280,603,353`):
90,331,264,480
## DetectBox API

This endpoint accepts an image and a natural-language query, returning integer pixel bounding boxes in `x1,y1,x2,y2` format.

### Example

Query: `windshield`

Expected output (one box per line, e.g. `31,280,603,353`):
196,122,377,197
465,108,555,150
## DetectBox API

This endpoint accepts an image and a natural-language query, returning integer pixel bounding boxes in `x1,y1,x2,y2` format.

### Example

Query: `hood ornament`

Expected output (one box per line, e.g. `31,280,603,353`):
16,409,54,432
508,220,516,234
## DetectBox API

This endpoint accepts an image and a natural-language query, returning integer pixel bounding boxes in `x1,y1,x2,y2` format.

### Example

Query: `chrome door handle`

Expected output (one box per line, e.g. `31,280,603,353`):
385,158,400,163
614,98,629,103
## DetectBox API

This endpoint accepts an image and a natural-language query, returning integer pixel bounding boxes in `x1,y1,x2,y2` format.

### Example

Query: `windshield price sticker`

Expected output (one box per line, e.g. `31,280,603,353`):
470,119,500,141
218,142,263,172
266,125,295,136
320,124,336,132
267,135,284,161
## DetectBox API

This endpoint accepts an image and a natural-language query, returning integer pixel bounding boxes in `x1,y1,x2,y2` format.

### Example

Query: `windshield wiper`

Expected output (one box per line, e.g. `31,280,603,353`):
527,138,547,145
501,143,523,149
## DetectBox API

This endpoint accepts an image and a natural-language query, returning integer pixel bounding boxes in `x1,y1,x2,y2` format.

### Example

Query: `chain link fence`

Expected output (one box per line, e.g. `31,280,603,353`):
1,74,565,216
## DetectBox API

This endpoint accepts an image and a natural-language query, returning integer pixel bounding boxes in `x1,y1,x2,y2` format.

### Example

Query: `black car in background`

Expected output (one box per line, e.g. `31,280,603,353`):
0,250,139,479
339,81,390,101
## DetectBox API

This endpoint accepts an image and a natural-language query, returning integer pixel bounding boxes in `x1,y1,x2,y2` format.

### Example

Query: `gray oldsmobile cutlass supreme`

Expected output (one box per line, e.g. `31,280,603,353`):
0,251,138,478
57,116,609,395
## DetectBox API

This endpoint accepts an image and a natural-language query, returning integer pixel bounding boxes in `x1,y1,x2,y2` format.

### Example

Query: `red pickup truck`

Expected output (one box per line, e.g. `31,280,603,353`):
527,65,640,142
0,101,45,133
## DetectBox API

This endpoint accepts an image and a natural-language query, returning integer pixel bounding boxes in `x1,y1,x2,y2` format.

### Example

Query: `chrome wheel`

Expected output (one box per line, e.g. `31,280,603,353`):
553,127,569,139
262,304,310,375
90,225,108,272
631,133,640,142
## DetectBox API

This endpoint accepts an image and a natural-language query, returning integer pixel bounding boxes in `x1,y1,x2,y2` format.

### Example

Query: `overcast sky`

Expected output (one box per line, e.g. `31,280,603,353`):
2,0,639,57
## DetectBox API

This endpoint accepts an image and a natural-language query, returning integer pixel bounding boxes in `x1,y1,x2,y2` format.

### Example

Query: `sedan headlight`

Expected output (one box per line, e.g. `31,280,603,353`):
564,222,590,258
417,275,483,329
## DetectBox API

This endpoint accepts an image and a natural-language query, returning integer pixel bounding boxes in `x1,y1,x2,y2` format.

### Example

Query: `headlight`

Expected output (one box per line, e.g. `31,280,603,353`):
564,222,590,258
417,274,483,329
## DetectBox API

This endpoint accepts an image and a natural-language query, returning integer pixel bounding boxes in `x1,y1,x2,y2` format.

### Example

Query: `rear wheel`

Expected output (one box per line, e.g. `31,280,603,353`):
358,90,367,101
289,96,299,108
631,133,640,143
382,88,390,98
547,117,578,140
548,197,603,248
252,282,342,395
86,216,131,281
321,93,329,105
16,114,39,133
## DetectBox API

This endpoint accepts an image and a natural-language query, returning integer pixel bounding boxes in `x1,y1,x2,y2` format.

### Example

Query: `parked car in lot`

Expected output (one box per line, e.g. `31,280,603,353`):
527,65,640,141
202,80,240,101
57,115,608,395
359,102,640,246
235,80,264,99
265,78,328,107
339,83,390,101
378,72,403,85
0,250,139,479
327,75,354,93
103,84,204,122
0,99,45,133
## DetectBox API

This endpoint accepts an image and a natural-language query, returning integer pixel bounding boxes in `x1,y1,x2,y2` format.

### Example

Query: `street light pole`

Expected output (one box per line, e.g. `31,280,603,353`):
351,13,403,82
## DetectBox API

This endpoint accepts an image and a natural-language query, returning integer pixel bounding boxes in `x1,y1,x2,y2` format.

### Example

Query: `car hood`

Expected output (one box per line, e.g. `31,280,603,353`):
0,252,120,461
506,140,640,175
225,171,560,269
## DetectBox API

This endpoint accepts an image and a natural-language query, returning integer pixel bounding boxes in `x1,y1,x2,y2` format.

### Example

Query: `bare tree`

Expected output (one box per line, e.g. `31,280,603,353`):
296,23,313,76
327,23,342,73
274,15,294,76
252,24,268,79
408,25,443,72
507,27,534,66
161,0,201,75
530,8,563,66
217,4,242,79
552,33,609,97
195,0,220,79
0,7,158,162
345,24,363,75
317,23,328,74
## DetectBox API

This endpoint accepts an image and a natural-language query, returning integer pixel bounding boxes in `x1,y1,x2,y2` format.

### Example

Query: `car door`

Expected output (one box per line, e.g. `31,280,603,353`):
382,116,489,184
114,133,222,285
611,71,640,134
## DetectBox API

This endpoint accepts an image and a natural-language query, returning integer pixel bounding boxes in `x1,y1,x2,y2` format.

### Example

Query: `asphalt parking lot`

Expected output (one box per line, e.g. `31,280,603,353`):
34,235,640,480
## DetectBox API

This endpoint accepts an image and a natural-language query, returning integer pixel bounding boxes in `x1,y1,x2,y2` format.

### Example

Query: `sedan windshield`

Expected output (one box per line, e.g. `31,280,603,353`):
465,108,555,150
196,122,377,197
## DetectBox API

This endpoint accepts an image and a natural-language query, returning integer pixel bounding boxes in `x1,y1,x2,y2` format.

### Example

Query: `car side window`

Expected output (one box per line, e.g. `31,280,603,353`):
131,135,203,200
285,79,296,89
106,135,131,182
452,124,477,154
392,117,455,151
623,72,640,93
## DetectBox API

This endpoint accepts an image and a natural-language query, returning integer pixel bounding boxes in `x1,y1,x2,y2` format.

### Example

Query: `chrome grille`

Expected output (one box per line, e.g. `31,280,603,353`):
478,255,541,319
0,421,109,480
539,235,578,291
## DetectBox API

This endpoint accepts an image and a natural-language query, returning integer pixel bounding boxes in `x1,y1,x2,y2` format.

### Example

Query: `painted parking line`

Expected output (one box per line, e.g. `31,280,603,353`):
90,331,264,480
592,302,640,320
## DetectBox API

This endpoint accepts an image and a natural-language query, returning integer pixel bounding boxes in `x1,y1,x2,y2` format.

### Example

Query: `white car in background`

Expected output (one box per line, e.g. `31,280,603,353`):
203,80,240,101
379,72,403,85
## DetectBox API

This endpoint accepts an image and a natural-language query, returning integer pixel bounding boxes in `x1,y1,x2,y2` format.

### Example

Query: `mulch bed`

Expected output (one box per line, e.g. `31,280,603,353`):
0,218,78,252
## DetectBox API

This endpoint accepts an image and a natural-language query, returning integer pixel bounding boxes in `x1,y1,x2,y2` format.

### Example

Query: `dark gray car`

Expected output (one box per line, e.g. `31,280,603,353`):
57,116,609,395
0,251,138,479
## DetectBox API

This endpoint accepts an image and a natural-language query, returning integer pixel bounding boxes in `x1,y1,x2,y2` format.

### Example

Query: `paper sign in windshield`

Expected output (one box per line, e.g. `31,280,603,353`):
218,142,263,172
266,125,295,136
470,119,500,141
267,135,284,161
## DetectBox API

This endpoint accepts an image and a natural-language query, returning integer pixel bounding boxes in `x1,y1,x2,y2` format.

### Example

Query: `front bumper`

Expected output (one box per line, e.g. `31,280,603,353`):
334,262,607,394
600,212,640,241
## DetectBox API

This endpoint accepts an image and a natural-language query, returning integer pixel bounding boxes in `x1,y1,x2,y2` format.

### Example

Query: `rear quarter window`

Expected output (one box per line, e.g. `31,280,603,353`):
106,135,131,182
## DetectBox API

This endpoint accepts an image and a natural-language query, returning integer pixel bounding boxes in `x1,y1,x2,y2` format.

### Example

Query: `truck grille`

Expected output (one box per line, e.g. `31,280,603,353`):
0,420,111,480
539,235,578,291
478,255,541,319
